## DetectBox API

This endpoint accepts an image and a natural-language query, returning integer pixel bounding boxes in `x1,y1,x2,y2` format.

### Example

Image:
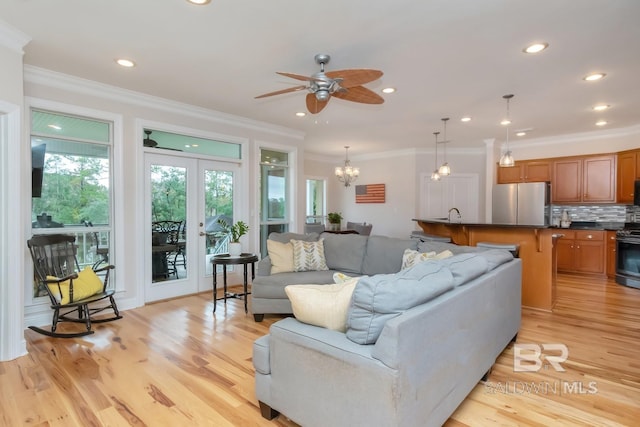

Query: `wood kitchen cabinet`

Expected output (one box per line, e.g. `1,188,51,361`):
552,155,616,203
497,160,551,183
616,149,640,203
556,230,606,275
606,230,617,278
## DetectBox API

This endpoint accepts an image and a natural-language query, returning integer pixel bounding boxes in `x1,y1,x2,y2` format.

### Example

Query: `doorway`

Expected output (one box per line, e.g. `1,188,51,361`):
144,153,239,302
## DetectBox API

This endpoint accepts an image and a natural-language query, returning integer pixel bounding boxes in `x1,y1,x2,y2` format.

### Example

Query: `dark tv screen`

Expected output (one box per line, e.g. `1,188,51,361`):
31,144,46,198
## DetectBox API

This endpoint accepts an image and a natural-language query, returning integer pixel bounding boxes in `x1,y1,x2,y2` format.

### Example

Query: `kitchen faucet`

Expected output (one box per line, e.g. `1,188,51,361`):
448,207,461,223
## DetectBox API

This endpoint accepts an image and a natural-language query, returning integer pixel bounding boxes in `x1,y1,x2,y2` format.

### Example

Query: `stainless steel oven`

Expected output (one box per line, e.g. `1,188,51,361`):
616,227,640,289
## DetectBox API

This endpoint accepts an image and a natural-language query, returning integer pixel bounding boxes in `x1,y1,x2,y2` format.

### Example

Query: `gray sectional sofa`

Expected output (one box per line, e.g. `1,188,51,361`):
251,231,483,321
252,232,522,426
252,232,419,321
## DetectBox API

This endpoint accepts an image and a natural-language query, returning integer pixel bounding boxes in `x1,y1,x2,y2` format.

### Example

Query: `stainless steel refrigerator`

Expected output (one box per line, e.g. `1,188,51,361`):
492,182,550,225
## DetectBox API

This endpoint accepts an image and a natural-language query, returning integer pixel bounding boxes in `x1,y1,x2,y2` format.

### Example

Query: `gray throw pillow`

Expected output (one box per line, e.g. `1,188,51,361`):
346,260,454,345
321,233,368,274
361,235,417,275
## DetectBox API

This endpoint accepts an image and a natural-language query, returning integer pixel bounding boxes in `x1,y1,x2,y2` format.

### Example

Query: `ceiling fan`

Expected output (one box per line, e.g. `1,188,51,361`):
255,54,384,114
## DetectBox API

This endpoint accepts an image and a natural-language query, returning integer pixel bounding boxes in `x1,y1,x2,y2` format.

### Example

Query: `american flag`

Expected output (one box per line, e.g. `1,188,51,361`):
355,184,385,203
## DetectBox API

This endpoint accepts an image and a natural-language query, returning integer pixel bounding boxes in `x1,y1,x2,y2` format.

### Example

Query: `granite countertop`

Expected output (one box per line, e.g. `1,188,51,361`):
412,218,552,229
413,219,625,230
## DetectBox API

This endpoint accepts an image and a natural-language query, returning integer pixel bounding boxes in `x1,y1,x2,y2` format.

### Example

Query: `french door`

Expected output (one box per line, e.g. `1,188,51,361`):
144,153,239,302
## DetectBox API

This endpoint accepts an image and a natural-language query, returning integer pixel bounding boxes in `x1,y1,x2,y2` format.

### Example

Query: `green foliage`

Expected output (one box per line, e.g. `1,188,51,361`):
218,219,249,243
327,212,343,224
32,154,110,225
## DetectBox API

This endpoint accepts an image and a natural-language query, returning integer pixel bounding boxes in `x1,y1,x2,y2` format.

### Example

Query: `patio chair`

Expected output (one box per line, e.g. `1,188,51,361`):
27,234,122,338
151,220,182,278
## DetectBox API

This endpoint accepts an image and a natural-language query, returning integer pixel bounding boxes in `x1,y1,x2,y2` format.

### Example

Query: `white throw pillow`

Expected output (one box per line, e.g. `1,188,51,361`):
333,272,353,284
291,238,328,272
285,278,359,332
267,239,294,274
401,248,453,270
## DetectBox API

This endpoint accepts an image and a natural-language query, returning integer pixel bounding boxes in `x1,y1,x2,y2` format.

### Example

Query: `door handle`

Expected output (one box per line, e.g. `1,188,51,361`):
199,231,206,236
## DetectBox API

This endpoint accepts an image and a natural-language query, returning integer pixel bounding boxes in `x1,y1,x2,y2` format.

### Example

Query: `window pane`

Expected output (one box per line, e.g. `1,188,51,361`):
143,129,241,159
31,138,110,227
32,110,110,143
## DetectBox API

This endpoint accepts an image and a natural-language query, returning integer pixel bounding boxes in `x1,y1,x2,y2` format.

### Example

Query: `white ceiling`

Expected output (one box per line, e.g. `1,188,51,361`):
2,0,640,157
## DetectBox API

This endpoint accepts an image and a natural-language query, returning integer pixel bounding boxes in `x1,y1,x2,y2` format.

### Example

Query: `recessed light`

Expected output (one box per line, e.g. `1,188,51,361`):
460,117,471,122
593,104,610,111
584,72,606,81
516,131,526,137
382,87,396,94
185,145,191,148
523,43,549,54
47,124,62,130
116,58,135,68
500,119,511,126
295,112,306,117
187,0,211,4
192,144,199,147
595,120,608,126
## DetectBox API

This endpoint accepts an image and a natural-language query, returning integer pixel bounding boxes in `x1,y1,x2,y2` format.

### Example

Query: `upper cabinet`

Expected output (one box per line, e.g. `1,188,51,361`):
617,149,640,204
552,154,616,204
497,160,551,184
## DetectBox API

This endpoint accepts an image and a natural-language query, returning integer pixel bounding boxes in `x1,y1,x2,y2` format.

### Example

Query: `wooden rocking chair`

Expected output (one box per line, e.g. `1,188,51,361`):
27,234,122,338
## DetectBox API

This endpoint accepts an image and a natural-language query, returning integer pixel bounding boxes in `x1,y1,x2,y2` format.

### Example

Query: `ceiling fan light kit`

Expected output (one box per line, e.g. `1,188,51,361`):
256,54,384,114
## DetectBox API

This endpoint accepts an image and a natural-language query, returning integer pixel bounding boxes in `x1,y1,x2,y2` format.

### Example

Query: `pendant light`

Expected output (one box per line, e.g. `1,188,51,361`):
438,117,451,176
499,94,515,167
431,132,441,181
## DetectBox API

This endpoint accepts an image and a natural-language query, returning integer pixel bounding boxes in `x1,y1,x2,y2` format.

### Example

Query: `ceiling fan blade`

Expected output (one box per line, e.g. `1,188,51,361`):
276,72,322,82
333,85,384,104
306,93,329,114
325,69,383,88
255,85,307,99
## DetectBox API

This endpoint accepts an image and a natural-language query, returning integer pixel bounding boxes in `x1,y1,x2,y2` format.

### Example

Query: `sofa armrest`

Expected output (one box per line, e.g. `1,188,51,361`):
256,256,272,276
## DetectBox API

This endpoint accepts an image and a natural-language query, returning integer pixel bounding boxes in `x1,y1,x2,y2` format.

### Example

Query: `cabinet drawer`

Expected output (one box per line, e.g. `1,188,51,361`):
575,230,604,241
558,230,576,240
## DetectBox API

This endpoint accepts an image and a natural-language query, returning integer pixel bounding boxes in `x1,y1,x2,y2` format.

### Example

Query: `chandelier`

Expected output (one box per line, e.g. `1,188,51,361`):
335,146,359,187
499,94,515,167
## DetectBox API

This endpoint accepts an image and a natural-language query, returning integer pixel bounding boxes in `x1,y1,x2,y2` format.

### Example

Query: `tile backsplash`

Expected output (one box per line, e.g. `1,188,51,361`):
551,205,640,223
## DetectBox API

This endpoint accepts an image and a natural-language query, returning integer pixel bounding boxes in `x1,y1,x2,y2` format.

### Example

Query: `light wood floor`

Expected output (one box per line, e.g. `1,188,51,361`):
1,275,639,426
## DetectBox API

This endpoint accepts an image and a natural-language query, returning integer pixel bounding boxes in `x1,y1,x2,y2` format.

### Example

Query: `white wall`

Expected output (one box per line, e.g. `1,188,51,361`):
0,21,30,361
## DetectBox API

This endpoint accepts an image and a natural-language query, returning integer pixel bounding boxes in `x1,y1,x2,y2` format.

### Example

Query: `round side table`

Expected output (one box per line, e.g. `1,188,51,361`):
211,253,258,313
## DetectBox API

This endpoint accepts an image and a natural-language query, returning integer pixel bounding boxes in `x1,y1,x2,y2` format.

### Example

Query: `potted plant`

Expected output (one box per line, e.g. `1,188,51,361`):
327,212,343,231
218,218,249,256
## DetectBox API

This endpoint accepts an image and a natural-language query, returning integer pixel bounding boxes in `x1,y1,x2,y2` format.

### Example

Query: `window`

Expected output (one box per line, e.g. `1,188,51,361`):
305,178,326,224
30,109,113,297
259,149,289,255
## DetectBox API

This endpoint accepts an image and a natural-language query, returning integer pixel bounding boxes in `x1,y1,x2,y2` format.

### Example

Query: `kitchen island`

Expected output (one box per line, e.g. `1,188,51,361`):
413,219,562,311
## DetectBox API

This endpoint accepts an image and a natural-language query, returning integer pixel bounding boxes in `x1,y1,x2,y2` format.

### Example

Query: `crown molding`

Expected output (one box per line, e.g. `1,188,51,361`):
23,65,305,141
0,19,31,54
511,124,640,149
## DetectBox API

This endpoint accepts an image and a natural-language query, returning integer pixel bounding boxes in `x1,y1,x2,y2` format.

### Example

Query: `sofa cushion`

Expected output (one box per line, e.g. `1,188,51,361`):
478,249,514,271
361,236,418,275
267,240,294,274
401,248,453,270
292,239,328,272
285,278,359,332
346,261,454,344
439,253,489,286
418,240,485,255
321,233,369,274
252,270,340,298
